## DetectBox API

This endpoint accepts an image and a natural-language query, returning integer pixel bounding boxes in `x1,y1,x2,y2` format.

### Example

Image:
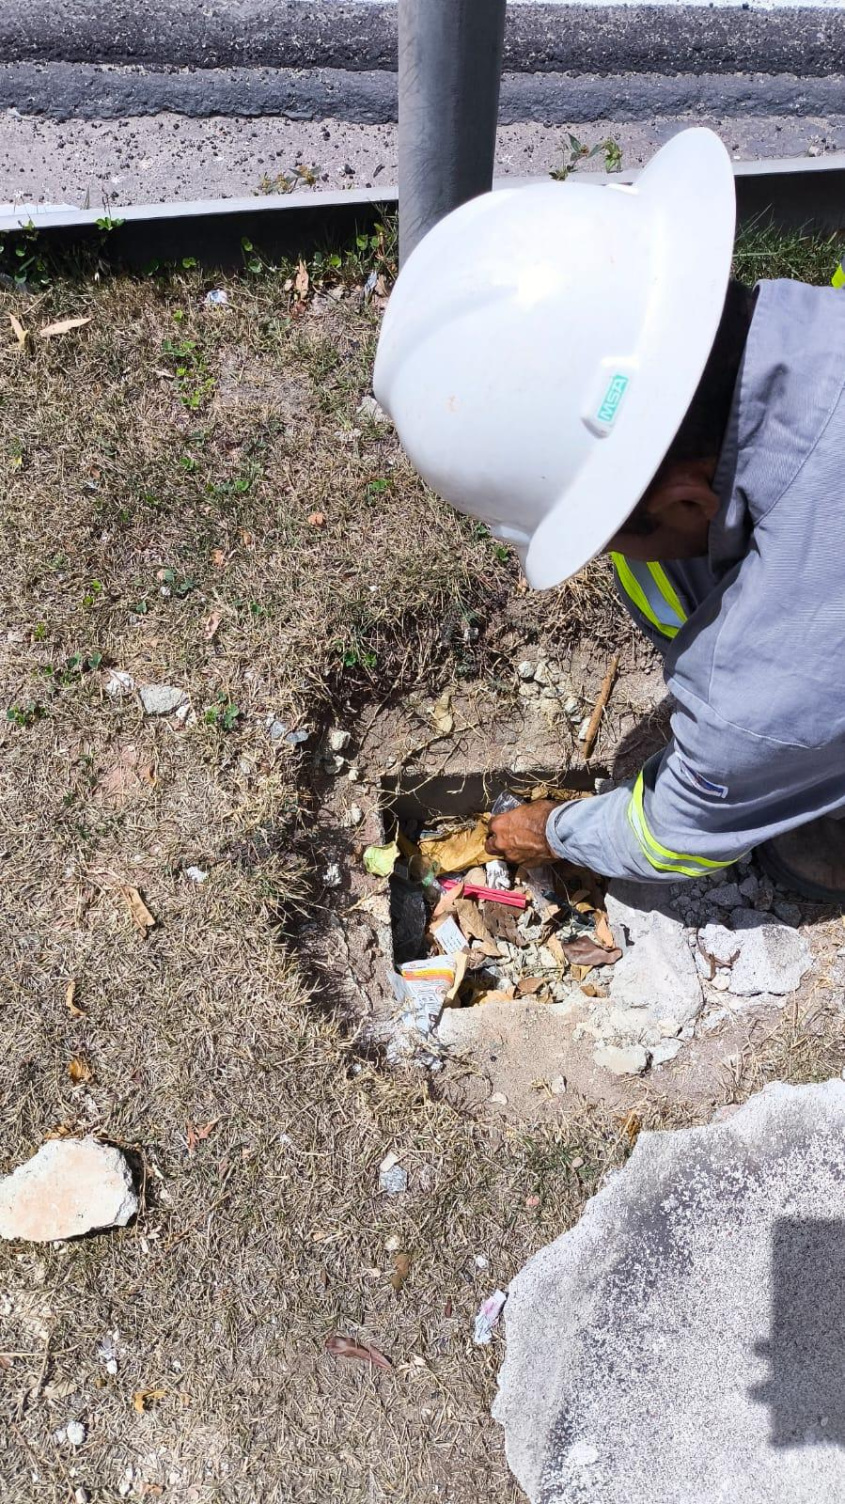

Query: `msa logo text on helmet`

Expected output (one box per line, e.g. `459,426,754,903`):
597,373,630,426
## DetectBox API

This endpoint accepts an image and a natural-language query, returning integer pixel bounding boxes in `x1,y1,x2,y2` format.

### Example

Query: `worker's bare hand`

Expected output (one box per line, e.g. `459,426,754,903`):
485,800,561,866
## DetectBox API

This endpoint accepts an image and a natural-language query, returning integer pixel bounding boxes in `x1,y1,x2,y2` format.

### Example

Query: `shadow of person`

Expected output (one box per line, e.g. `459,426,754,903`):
750,1217,845,1448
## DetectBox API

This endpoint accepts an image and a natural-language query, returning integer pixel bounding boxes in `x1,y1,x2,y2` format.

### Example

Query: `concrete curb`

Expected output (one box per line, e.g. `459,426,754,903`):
3,156,845,266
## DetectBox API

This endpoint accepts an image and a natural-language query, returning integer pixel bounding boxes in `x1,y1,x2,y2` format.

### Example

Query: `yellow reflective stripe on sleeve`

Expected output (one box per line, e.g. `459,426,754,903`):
627,771,732,877
832,263,845,289
611,553,679,639
647,562,687,625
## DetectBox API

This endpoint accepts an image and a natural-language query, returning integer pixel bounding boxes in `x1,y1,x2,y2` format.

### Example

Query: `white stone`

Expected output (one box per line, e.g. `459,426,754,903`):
323,754,345,775
265,715,287,743
532,659,551,686
550,1075,567,1096
517,660,535,681
328,727,351,752
594,1043,648,1077
185,866,208,883
341,803,363,828
650,1038,684,1067
357,394,389,423
138,684,187,717
0,1139,137,1242
66,1421,86,1448
104,670,135,699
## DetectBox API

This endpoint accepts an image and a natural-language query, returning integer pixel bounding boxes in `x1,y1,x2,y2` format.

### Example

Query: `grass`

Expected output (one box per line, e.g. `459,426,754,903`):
0,219,843,1501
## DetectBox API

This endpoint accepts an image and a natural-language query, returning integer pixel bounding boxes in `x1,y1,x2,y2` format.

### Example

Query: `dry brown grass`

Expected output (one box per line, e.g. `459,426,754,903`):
0,245,841,1503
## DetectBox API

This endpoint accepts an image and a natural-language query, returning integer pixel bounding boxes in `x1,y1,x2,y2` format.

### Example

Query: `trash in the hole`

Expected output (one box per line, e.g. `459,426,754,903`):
379,787,621,1029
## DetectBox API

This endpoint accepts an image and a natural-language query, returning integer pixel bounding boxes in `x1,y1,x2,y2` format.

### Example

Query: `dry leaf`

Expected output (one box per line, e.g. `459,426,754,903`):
561,936,622,968
132,1388,167,1413
544,934,568,968
203,611,222,642
391,1252,411,1293
308,511,325,528
121,885,156,935
431,690,453,736
65,979,85,1018
325,1333,391,1370
516,976,546,997
420,818,490,874
39,316,91,339
593,910,616,950
294,260,310,297
8,312,28,347
186,1118,220,1155
68,1055,93,1084
580,983,605,998
211,547,227,568
477,988,517,1005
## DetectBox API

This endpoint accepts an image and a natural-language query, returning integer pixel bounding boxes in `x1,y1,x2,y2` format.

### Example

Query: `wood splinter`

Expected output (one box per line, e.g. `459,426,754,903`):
582,653,621,761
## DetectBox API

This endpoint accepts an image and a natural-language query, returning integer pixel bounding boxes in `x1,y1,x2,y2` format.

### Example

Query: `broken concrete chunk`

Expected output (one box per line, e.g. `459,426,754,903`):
698,921,740,968
649,1037,684,1067
607,901,702,1025
494,1080,845,1504
139,684,187,717
593,1043,648,1076
725,909,811,996
0,1139,137,1242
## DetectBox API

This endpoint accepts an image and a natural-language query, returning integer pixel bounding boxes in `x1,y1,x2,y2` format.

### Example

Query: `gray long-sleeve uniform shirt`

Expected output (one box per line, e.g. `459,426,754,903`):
547,279,845,882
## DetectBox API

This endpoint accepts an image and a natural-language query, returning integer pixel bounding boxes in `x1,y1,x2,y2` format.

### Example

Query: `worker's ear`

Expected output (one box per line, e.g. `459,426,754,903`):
645,459,720,524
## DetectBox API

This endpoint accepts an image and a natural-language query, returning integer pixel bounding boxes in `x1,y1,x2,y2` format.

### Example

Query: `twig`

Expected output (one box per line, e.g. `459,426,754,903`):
582,654,620,761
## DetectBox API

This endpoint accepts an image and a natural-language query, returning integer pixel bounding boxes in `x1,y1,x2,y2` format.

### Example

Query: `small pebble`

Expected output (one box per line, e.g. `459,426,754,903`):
379,1164,408,1195
66,1421,86,1448
323,862,342,888
328,728,350,753
185,866,208,883
284,728,309,746
773,900,801,927
517,660,535,681
550,1075,567,1096
323,754,345,775
347,767,361,782
341,803,363,828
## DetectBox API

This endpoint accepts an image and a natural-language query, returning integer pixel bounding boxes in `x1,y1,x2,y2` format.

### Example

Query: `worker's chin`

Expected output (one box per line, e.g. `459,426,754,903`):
610,527,709,561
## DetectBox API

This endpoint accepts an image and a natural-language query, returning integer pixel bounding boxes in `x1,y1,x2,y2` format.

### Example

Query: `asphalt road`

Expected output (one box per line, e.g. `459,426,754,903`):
1,0,844,206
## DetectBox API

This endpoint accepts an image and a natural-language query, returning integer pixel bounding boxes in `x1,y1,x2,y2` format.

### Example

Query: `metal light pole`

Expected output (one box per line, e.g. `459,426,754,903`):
397,0,507,266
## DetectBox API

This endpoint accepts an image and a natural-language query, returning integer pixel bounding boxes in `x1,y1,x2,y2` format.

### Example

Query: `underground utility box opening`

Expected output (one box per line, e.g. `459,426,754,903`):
377,767,619,1029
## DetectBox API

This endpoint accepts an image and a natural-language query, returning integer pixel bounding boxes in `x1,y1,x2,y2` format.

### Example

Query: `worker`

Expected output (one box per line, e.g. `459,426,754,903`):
374,127,845,902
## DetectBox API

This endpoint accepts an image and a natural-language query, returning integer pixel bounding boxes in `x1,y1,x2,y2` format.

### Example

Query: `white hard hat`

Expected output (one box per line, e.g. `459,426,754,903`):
373,128,736,589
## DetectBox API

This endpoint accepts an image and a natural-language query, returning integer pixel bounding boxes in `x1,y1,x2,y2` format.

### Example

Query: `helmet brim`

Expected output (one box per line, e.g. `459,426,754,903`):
524,129,736,590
